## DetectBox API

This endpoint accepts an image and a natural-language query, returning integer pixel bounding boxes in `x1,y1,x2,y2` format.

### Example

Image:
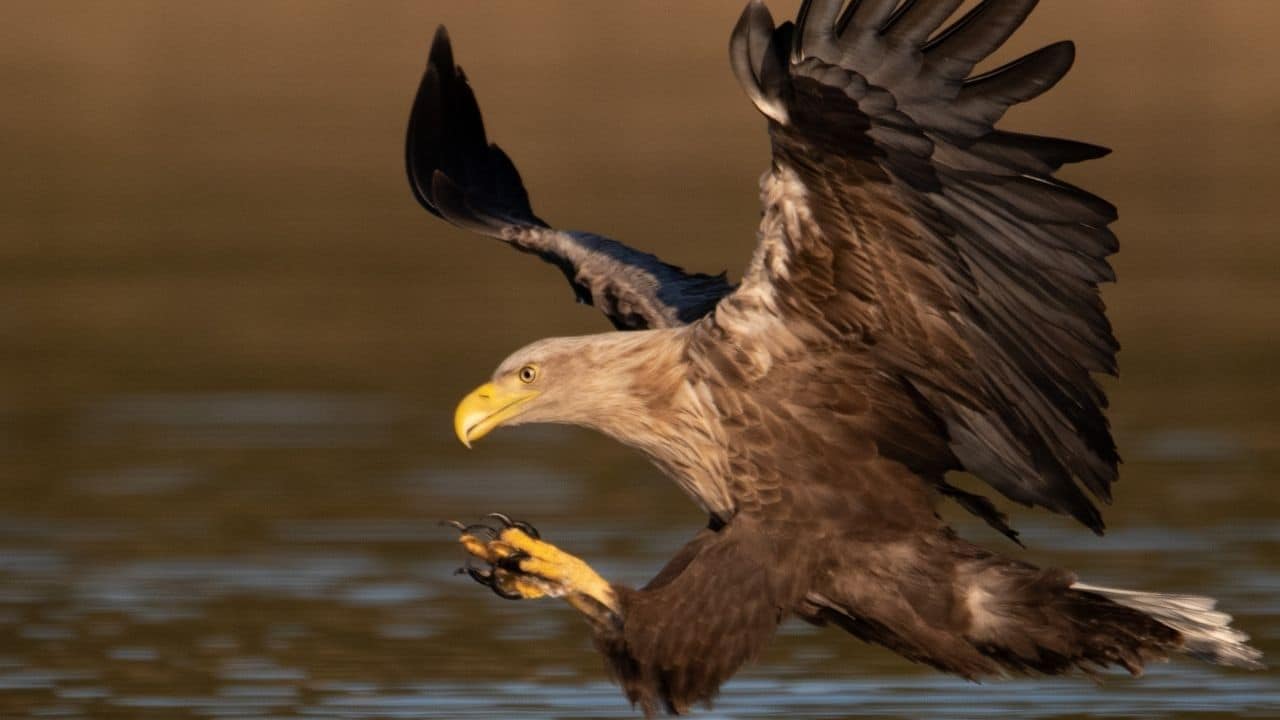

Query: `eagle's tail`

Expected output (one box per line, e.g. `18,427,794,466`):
1069,582,1265,670
803,533,1263,678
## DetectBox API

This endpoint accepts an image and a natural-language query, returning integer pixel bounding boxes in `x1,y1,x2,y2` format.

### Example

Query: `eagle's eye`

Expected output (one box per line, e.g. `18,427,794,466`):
518,365,538,384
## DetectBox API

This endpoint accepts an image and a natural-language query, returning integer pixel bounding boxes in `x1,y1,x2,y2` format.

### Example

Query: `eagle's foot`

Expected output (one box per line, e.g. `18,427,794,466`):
447,514,619,616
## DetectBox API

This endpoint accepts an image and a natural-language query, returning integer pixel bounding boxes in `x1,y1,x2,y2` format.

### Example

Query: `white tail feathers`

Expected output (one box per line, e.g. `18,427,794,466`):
1073,582,1265,670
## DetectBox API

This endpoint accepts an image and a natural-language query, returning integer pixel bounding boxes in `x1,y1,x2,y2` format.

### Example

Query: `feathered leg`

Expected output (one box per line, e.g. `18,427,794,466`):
450,515,791,717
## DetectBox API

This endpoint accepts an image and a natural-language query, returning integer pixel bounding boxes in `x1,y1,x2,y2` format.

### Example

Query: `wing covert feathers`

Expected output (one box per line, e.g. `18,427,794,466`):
729,0,1122,532
408,27,733,330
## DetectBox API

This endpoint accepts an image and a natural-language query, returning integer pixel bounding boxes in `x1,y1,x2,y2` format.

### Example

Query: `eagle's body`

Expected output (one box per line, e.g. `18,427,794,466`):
410,1,1263,715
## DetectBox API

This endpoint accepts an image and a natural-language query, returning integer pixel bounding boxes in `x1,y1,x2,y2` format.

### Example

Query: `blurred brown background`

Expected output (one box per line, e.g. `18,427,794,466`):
1,2,1277,718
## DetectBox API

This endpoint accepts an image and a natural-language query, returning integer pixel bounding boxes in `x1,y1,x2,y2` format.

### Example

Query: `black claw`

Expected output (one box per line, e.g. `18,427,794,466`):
488,578,525,601
462,555,526,600
450,515,539,602
465,561,494,586
486,512,515,527
441,518,499,539
485,512,541,540
462,523,498,540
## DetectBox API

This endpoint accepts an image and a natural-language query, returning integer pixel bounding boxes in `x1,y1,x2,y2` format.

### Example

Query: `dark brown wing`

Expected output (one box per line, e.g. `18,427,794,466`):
722,0,1119,532
407,27,733,330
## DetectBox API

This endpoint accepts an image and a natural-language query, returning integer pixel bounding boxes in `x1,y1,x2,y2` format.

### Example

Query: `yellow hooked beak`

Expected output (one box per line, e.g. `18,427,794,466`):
453,382,541,448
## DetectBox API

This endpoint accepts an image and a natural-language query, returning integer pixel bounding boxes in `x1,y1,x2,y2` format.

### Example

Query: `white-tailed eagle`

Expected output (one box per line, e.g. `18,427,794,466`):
407,1,1263,715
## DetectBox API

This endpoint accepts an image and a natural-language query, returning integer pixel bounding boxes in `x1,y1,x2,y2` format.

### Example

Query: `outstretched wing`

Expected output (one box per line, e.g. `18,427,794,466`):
406,27,733,330
722,0,1120,532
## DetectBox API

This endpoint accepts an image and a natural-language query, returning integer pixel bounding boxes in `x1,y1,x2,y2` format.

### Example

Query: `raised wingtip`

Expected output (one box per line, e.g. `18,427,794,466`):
1043,39,1075,71
429,25,454,71
407,24,543,236
730,0,789,124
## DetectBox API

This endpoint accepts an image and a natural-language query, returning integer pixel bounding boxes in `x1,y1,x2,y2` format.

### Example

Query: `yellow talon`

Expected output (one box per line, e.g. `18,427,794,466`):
488,541,521,560
459,533,524,563
459,533,499,562
501,574,550,600
453,518,618,616
494,528,617,611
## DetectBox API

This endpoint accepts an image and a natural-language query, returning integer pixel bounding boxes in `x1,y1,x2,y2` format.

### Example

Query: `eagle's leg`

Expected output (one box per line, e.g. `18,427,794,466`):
452,518,783,714
450,516,621,627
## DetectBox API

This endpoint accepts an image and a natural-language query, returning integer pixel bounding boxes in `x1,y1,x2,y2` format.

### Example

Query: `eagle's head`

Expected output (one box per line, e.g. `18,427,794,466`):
453,331,685,448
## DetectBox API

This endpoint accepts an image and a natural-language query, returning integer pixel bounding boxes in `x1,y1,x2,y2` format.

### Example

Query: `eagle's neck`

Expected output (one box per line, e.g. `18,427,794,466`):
577,329,735,519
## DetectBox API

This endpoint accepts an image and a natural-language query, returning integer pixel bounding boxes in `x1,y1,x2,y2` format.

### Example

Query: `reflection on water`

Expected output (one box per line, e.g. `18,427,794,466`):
2,410,1278,717
79,393,400,449
3,1,1279,718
